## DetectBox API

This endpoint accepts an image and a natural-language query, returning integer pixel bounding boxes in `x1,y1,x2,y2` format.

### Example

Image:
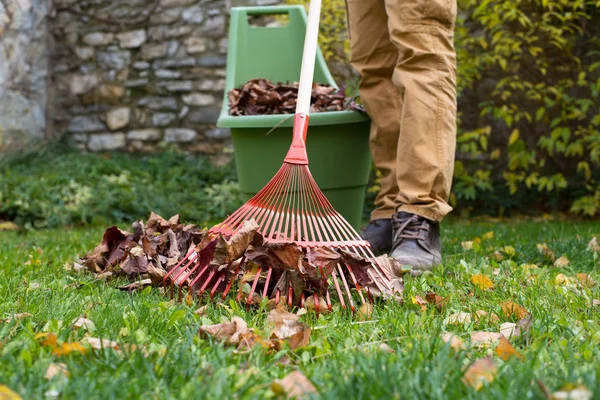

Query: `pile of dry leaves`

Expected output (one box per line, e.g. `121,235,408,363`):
228,78,364,116
78,212,404,304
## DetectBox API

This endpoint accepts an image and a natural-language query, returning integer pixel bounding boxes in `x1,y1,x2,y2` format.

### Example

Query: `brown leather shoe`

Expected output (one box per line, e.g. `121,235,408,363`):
391,212,441,271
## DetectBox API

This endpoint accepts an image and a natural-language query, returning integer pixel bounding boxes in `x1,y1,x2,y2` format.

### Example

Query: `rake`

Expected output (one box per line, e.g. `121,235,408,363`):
163,0,396,311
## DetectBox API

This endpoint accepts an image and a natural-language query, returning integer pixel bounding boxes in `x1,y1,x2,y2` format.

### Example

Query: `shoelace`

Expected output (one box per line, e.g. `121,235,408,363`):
393,214,429,241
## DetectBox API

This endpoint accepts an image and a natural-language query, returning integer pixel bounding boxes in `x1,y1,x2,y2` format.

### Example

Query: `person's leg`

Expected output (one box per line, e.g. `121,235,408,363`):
385,0,457,222
346,0,402,254
384,0,458,268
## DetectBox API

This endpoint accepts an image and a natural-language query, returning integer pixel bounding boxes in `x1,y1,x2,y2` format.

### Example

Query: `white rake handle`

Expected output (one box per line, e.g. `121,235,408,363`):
295,0,322,116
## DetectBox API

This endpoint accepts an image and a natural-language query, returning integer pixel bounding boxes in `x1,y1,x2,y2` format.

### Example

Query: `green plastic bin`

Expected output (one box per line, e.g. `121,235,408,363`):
217,5,371,230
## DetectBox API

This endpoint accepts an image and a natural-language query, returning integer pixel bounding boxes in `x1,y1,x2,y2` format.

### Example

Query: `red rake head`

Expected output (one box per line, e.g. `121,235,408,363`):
162,163,397,312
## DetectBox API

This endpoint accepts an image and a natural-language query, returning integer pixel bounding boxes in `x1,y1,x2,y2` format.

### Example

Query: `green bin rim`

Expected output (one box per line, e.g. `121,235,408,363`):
217,5,369,129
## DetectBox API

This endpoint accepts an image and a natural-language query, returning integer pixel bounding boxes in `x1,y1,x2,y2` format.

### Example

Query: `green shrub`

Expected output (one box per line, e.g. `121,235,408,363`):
288,0,600,217
0,143,241,229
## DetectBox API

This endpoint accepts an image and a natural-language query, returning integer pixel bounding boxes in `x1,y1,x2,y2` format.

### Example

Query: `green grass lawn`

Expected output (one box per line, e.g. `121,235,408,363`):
1,219,599,399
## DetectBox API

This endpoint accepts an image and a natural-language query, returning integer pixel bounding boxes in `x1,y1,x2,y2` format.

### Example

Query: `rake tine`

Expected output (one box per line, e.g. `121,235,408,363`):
325,291,332,311
247,267,262,305
344,262,366,305
275,289,281,305
167,255,197,299
222,264,241,300
163,248,195,284
187,263,210,297
174,259,201,301
331,268,346,309
300,292,305,308
262,266,273,299
210,272,225,298
313,293,320,315
197,269,216,297
288,287,293,308
337,264,355,312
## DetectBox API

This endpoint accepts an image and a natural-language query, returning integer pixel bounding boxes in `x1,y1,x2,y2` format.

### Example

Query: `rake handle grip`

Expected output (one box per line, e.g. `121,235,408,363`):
296,0,322,116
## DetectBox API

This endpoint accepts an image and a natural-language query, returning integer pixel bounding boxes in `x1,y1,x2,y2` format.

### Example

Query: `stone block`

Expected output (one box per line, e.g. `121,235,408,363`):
82,32,114,46
183,37,206,54
182,93,214,106
197,55,226,67
68,73,98,95
158,80,193,92
205,128,230,140
164,128,197,142
155,69,181,79
75,46,95,61
150,8,181,24
106,107,131,130
140,43,167,60
182,6,204,24
68,115,106,132
137,96,179,110
152,112,177,126
127,129,161,141
97,50,131,70
116,29,147,48
160,0,196,7
148,25,192,41
88,132,126,151
187,107,220,124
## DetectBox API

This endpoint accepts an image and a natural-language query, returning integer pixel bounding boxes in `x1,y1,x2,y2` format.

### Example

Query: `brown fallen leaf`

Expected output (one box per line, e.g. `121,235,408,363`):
551,384,593,400
496,336,524,361
490,251,504,262
411,295,427,312
462,357,498,391
4,313,33,323
120,246,149,275
593,299,600,307
461,241,474,251
555,273,571,286
425,292,449,313
554,256,570,268
194,305,209,316
378,343,395,353
45,363,69,380
588,237,600,252
471,331,503,347
471,274,494,290
211,220,261,266
500,300,529,320
147,259,167,285
199,317,250,345
35,332,58,349
119,279,152,291
441,332,465,351
0,385,22,400
576,273,596,288
0,221,19,231
303,295,330,314
537,243,556,262
267,304,311,350
272,370,318,399
85,337,120,351
444,312,472,325
500,322,517,339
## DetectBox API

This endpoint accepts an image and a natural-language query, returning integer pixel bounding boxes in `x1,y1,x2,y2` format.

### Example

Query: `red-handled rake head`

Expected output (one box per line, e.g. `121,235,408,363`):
162,114,398,311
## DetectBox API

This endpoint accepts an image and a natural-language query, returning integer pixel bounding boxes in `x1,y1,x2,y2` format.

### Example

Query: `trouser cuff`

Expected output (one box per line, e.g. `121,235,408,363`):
397,205,445,223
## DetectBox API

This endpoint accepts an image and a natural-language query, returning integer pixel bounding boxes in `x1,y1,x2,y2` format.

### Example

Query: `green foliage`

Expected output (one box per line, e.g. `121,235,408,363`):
288,0,600,217
0,143,241,229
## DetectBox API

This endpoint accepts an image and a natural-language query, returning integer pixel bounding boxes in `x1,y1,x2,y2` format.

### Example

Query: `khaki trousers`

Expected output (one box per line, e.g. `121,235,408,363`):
346,0,457,222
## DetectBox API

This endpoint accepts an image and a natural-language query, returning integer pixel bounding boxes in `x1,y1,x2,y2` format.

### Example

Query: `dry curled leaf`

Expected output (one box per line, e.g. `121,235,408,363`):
587,237,600,252
500,322,517,339
194,305,209,316
537,243,556,262
272,370,318,399
555,273,571,286
461,241,474,251
471,274,494,290
576,273,596,288
444,312,472,325
473,310,500,324
199,317,250,345
441,332,465,351
554,256,570,268
462,357,498,391
72,317,95,332
358,302,373,321
119,279,152,291
425,292,449,313
411,295,428,312
211,220,261,266
471,331,503,347
500,300,529,320
496,336,524,361
45,363,69,380
52,342,87,356
86,337,120,351
551,384,593,400
267,304,311,350
482,231,495,240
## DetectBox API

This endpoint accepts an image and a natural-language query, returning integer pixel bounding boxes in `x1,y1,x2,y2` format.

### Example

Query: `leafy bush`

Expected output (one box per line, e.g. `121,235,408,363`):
0,143,241,229
289,0,600,217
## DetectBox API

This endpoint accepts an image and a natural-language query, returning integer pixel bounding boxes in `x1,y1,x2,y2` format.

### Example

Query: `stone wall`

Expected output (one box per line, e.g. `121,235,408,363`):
0,0,51,151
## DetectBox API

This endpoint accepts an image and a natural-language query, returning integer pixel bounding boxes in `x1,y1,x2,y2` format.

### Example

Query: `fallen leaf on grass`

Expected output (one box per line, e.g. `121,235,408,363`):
0,385,22,400
461,241,474,251
593,299,600,307
473,310,500,324
444,312,472,325
462,357,498,391
496,336,524,361
52,342,87,356
588,237,600,252
425,292,449,313
119,279,152,291
500,300,529,320
272,370,318,399
501,246,517,258
554,273,571,286
576,273,596,288
3,313,32,323
471,274,494,290
211,220,261,266
267,305,311,350
500,322,517,339
490,251,504,262
85,337,120,351
72,317,95,332
199,317,250,345
411,295,427,312
45,363,69,380
482,231,495,240
554,256,570,268
471,331,503,347
35,332,58,348
537,243,556,262
441,332,465,350
0,221,19,231
378,343,395,353
358,302,373,321
194,305,208,316
551,384,593,400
